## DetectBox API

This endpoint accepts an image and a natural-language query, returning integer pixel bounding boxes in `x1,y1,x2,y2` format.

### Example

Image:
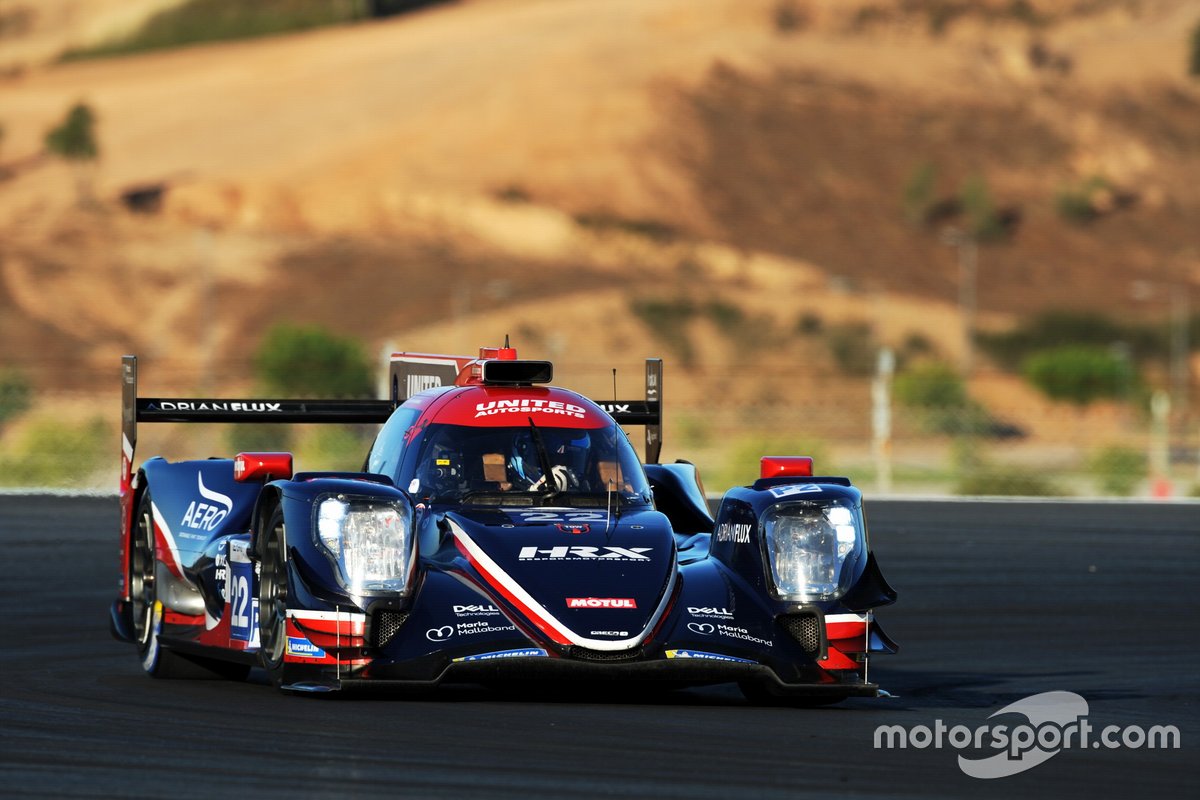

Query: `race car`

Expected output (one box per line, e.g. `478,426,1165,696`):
109,345,896,702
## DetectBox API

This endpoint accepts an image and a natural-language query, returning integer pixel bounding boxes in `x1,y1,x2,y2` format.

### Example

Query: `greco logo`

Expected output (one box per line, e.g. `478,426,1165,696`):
519,546,652,561
180,473,233,532
566,597,638,609
426,626,454,642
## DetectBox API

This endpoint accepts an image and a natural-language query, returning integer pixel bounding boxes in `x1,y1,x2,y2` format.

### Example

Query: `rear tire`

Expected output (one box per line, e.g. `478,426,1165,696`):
132,488,250,681
258,505,289,688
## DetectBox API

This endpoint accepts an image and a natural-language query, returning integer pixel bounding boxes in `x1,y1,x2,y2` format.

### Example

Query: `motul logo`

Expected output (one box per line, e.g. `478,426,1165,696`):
566,597,637,609
518,546,652,561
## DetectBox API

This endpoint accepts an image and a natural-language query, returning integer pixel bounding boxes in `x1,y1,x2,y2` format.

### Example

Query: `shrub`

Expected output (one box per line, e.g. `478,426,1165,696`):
795,312,823,336
254,324,374,398
0,368,32,425
1054,176,1110,224
62,0,375,60
954,465,1067,496
772,0,808,33
960,173,1006,242
902,162,937,225
977,310,1162,371
629,297,697,366
825,322,877,376
1191,18,1200,77
1022,346,1137,406
44,103,98,161
894,362,967,410
1088,445,1147,496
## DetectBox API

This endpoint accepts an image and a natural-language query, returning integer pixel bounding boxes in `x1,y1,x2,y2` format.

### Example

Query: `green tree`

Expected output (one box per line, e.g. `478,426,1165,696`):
960,172,1005,242
902,161,937,225
254,324,374,397
0,368,32,425
1022,346,1136,406
894,362,967,410
1088,445,1147,496
44,102,99,204
1190,18,1200,77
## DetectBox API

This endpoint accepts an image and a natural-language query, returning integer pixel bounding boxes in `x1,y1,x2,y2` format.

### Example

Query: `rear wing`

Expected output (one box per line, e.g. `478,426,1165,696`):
122,351,663,468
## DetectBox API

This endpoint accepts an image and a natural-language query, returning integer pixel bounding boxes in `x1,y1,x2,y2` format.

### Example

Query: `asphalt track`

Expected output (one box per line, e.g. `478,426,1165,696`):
0,495,1196,799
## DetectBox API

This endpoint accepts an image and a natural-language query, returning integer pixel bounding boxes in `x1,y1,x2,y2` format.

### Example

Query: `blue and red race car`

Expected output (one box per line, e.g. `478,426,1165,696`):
110,345,896,702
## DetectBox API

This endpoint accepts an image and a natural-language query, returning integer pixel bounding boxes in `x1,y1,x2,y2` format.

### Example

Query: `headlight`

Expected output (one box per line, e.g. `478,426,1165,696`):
761,501,863,601
316,496,413,595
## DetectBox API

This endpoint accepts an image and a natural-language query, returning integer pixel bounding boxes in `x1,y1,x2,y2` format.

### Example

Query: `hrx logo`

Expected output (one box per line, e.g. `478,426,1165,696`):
518,546,652,561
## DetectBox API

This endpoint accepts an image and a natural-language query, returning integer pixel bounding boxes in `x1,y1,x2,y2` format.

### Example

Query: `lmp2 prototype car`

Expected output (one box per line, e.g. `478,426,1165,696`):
110,345,896,702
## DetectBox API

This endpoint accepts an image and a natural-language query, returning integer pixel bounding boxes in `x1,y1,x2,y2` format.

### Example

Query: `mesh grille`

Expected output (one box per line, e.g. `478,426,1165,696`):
566,646,642,663
780,613,822,656
371,610,409,649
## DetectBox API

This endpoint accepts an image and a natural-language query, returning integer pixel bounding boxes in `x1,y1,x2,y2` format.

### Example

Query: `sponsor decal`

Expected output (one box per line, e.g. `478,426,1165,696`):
519,545,652,561
474,399,586,419
874,691,1182,780
597,403,631,414
567,597,637,609
454,620,518,637
715,523,752,544
426,625,454,642
453,604,501,617
517,511,606,524
665,649,757,664
687,606,734,620
452,648,548,663
180,473,233,533
427,621,519,642
152,401,283,413
590,630,629,636
213,551,229,602
286,637,326,658
406,374,442,396
767,483,824,499
228,556,259,645
687,621,772,647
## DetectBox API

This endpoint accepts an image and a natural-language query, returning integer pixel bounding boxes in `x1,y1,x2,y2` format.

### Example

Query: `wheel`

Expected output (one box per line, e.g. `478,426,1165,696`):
258,505,289,687
131,488,249,681
132,489,201,677
738,680,848,708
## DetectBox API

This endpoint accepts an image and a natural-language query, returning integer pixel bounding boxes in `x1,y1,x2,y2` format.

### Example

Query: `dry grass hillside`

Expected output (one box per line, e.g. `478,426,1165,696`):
1,0,1198,491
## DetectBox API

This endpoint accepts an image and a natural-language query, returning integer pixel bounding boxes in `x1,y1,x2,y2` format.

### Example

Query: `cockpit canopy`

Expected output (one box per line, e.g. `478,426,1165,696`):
366,386,652,505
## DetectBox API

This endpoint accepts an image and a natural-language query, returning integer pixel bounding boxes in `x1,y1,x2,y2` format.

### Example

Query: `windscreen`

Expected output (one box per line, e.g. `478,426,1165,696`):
403,422,651,504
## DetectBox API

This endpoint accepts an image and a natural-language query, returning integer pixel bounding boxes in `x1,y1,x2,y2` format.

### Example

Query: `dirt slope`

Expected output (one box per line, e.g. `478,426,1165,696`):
0,0,1197,402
